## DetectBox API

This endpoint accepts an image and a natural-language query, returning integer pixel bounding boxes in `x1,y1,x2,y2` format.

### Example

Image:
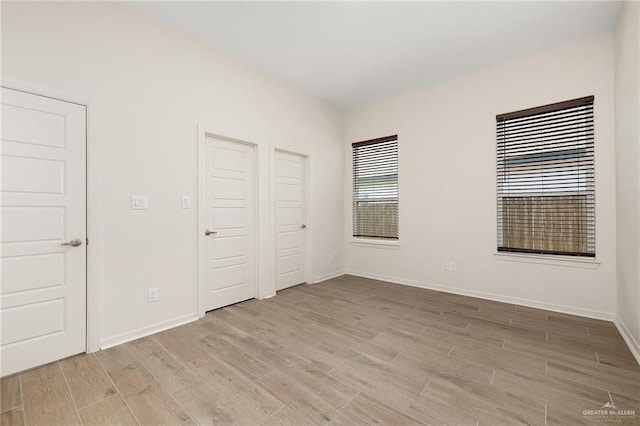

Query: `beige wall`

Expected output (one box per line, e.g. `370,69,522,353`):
1,2,344,346
344,33,618,319
614,1,640,357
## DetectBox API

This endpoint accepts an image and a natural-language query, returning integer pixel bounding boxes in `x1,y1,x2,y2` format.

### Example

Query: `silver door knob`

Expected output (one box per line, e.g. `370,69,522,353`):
61,238,83,247
300,224,307,229
205,229,217,236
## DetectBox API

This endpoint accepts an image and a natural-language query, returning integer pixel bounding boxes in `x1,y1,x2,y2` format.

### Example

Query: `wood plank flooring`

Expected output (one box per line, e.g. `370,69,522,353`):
1,275,638,425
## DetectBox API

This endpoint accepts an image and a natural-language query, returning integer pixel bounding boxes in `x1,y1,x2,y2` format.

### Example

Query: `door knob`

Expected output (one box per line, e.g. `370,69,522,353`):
61,238,83,247
300,224,307,229
205,229,217,236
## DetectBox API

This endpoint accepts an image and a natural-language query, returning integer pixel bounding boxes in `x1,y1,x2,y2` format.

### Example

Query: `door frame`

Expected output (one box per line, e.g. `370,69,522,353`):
197,126,265,317
273,148,313,287
1,77,102,353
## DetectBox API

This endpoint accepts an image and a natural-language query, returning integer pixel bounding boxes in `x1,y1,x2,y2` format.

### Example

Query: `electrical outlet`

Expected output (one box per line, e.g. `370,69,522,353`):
181,196,191,209
148,288,159,303
443,261,457,271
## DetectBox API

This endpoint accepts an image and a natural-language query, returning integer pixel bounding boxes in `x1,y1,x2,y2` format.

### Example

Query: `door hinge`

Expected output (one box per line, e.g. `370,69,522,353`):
86,238,89,246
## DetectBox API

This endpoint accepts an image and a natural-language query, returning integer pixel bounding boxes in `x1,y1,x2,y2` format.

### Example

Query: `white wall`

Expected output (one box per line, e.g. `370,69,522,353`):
1,2,344,347
3,1,634,352
344,33,618,319
614,1,640,358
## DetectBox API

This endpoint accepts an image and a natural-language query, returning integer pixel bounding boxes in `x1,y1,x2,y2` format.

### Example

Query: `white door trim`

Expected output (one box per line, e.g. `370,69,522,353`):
273,148,313,287
0,77,101,354
197,125,271,317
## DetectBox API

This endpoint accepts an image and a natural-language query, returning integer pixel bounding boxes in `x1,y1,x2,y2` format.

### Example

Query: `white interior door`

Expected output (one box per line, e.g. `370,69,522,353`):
204,136,256,311
275,151,306,291
1,88,86,377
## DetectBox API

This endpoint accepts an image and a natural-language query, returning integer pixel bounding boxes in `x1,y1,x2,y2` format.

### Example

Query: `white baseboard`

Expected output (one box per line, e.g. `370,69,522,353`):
345,269,615,321
100,312,199,350
313,270,346,284
614,315,640,365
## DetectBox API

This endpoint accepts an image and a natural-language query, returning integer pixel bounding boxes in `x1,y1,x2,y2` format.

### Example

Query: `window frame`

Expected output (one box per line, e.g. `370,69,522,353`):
352,135,399,243
496,96,595,258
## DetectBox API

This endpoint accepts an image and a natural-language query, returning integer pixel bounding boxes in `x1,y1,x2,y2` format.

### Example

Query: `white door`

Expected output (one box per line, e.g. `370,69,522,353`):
275,151,306,291
1,88,86,377
204,136,256,311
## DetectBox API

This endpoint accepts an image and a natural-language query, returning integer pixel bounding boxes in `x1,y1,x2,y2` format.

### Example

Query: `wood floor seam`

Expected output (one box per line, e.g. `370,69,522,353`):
122,339,195,424
92,349,142,426
56,357,83,426
5,275,639,426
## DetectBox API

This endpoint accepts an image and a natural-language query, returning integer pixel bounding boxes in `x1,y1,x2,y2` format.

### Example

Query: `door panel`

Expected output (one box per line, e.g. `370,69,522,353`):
205,137,255,311
213,264,247,289
1,103,66,148
279,253,302,275
1,207,65,242
278,207,301,225
213,236,246,259
1,254,64,293
276,182,301,201
2,155,65,193
278,231,301,251
212,207,246,228
212,177,246,199
1,299,65,346
0,88,86,377
275,151,306,291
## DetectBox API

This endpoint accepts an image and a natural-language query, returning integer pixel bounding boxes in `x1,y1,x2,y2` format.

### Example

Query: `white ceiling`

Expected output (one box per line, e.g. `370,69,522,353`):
132,1,622,109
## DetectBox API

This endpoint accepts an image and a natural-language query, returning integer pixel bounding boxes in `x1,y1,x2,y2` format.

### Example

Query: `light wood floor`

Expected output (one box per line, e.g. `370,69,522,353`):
1,275,639,425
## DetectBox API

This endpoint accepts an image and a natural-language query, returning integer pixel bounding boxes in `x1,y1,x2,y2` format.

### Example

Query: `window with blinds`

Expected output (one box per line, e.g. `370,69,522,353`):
496,96,595,257
352,135,398,240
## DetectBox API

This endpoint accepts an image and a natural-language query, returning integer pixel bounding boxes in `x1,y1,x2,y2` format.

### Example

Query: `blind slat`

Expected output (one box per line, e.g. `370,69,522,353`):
496,97,595,257
353,136,399,240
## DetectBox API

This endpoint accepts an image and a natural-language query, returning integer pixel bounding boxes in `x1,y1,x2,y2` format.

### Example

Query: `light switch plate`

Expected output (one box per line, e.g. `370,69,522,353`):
131,195,148,210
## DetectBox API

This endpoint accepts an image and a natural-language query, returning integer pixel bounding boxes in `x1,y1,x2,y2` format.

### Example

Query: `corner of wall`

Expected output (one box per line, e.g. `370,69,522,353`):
615,314,640,365
613,0,640,356
314,270,346,284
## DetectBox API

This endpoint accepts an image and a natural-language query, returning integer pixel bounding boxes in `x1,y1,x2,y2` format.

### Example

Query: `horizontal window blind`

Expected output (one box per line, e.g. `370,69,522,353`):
353,135,398,240
497,96,595,257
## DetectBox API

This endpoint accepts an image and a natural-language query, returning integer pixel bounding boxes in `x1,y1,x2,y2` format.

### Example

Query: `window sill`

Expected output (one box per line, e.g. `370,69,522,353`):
494,252,600,269
351,238,400,249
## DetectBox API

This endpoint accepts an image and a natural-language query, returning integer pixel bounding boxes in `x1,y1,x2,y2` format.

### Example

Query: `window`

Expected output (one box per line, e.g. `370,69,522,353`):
497,96,595,257
352,135,398,240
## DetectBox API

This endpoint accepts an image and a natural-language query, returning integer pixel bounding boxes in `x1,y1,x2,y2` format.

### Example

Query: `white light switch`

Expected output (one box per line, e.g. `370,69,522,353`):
181,196,191,209
131,195,148,210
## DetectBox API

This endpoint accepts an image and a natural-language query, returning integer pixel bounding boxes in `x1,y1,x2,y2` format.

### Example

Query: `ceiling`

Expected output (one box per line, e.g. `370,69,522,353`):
132,1,622,109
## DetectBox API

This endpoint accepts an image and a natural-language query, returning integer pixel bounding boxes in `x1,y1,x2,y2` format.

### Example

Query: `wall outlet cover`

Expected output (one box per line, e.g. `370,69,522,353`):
181,196,191,209
132,195,148,210
147,287,159,303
